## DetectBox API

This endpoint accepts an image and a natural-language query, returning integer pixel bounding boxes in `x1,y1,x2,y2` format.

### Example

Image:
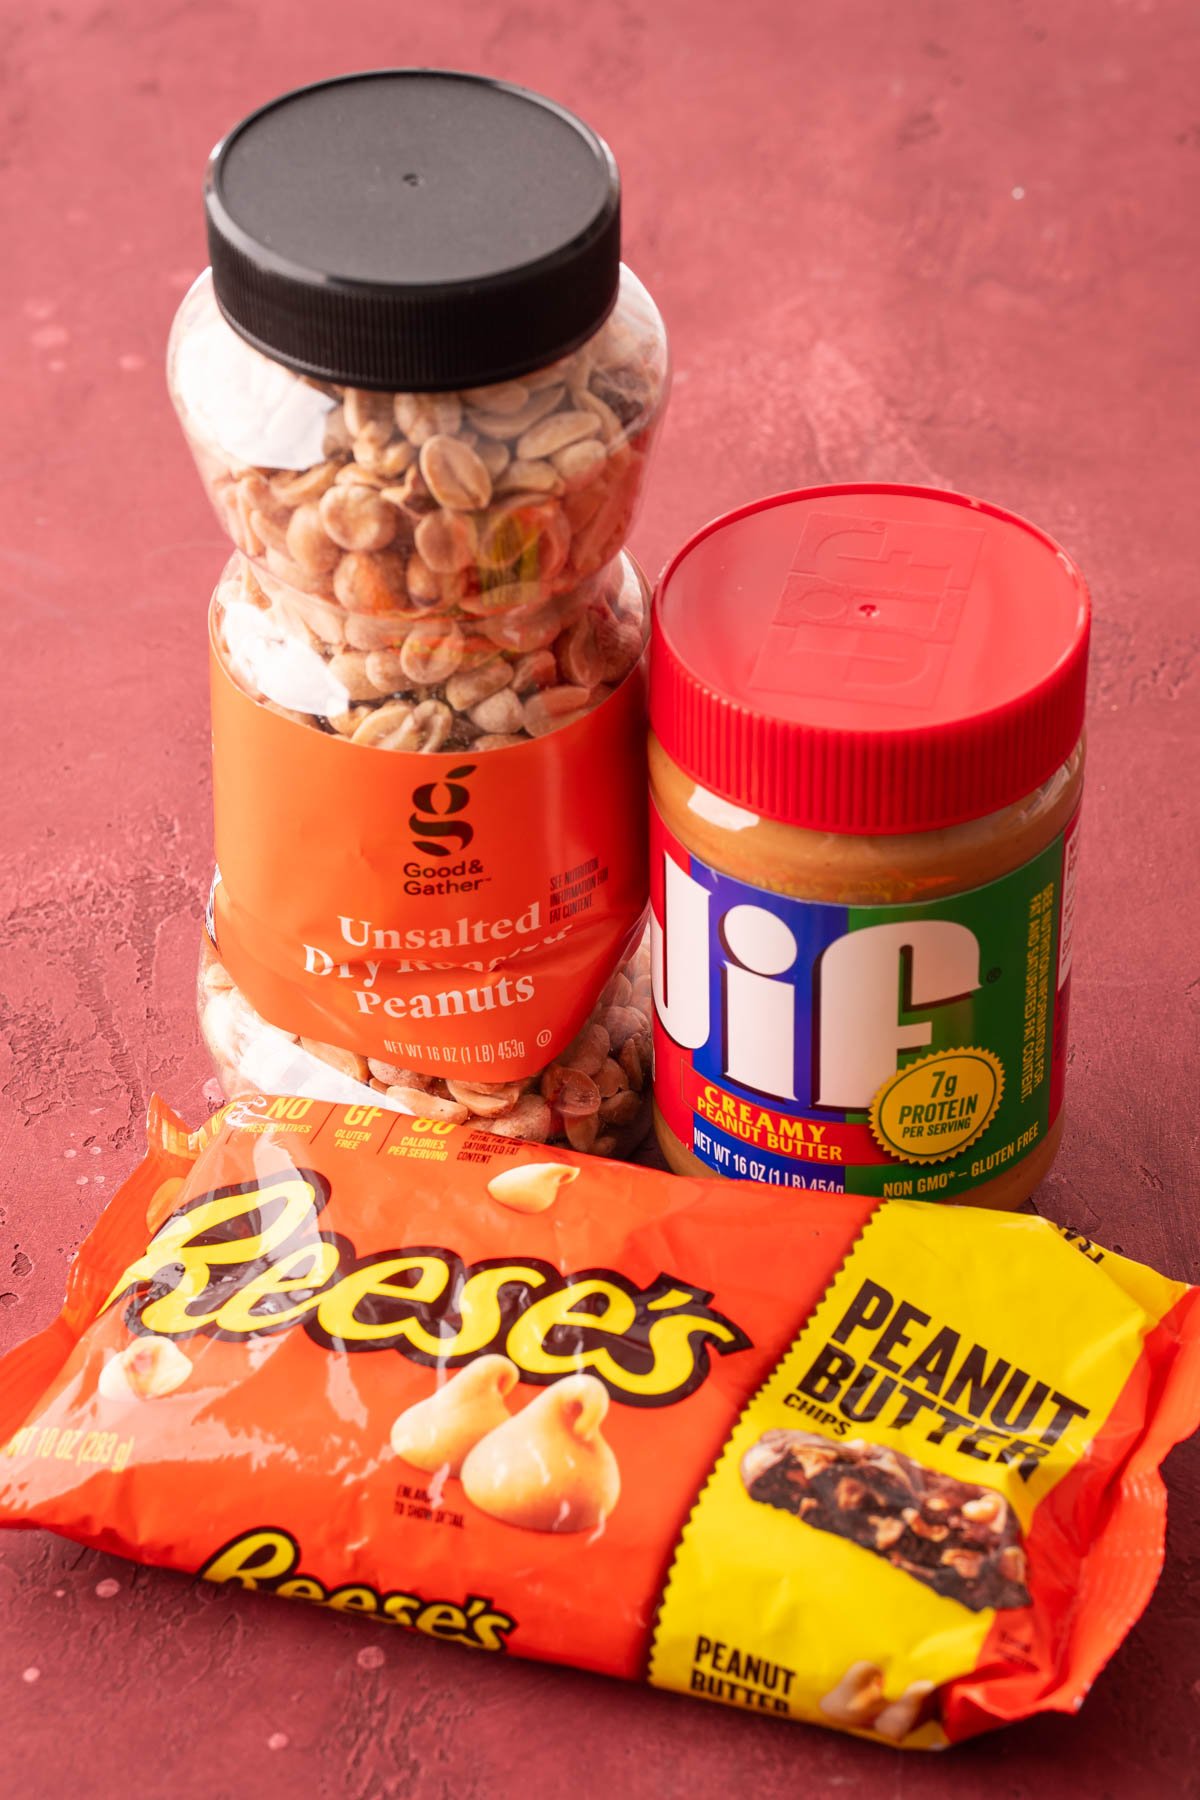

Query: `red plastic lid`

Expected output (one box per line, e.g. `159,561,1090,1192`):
650,484,1090,836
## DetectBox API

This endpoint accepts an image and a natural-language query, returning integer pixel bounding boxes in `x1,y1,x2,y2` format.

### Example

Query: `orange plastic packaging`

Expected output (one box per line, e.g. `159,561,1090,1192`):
2,1095,1197,1749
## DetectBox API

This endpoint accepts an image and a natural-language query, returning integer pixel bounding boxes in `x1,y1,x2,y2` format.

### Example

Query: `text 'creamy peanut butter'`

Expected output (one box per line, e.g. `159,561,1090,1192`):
649,486,1090,1209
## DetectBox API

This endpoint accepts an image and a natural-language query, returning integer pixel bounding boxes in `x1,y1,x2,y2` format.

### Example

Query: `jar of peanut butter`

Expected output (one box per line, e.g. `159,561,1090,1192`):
649,485,1089,1209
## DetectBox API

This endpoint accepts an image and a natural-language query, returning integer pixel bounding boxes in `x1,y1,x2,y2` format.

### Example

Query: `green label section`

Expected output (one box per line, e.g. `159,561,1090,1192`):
846,828,1068,1199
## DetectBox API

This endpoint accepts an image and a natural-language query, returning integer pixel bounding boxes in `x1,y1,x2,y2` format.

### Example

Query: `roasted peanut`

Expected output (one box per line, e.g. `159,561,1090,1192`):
364,646,410,694
475,1094,553,1142
405,553,442,607
523,685,591,736
334,549,409,614
444,659,512,711
344,610,413,651
940,1547,984,1580
344,389,394,436
414,508,478,574
399,618,465,686
469,688,524,735
461,380,529,414
553,438,608,491
467,385,563,440
368,1060,429,1088
353,435,414,479
395,698,453,752
600,971,632,1008
419,434,493,511
599,1089,642,1128
516,409,602,462
269,462,341,507
327,650,381,703
541,1064,601,1119
445,1079,523,1118
349,700,415,748
999,1544,1028,1585
319,483,400,552
561,1020,610,1077
299,1038,370,1082
394,393,462,444
494,457,562,496
327,705,372,736
596,1057,627,1098
573,388,625,443
475,438,511,479
564,1112,600,1153
385,1086,469,1123
510,649,557,693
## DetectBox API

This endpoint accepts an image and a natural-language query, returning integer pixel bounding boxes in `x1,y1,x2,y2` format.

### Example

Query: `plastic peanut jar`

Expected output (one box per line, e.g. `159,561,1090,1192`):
168,71,668,1156
649,486,1090,1209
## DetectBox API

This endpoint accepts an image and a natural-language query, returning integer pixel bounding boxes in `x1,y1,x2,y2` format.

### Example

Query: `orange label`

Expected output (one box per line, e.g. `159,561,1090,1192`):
209,636,648,1080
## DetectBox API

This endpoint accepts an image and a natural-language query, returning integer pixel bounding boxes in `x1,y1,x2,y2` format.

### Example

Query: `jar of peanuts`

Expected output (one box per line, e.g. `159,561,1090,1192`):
168,72,668,1155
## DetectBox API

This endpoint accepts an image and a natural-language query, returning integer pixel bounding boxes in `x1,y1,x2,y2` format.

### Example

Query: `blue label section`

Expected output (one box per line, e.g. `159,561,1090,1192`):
690,858,851,1118
689,1119,847,1191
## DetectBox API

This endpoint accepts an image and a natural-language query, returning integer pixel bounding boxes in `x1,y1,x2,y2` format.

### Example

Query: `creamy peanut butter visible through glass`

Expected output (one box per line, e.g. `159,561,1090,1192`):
648,486,1091,1210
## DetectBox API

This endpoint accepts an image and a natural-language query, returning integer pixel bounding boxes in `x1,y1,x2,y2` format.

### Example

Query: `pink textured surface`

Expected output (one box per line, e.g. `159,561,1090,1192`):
1,2,1197,1794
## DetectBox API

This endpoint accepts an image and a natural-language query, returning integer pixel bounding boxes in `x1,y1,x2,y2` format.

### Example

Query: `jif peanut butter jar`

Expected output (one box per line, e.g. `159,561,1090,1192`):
649,485,1090,1209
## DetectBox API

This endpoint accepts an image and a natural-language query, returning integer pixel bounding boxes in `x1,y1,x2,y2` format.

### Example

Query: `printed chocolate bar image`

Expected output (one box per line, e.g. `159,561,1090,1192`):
740,1430,1030,1613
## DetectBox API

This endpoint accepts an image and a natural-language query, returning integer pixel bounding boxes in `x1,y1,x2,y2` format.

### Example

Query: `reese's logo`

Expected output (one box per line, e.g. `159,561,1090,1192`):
410,764,475,858
200,1527,516,1649
101,1172,751,1407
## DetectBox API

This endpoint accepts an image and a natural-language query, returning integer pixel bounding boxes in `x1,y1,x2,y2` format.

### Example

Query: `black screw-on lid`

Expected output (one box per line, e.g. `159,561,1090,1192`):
205,70,622,392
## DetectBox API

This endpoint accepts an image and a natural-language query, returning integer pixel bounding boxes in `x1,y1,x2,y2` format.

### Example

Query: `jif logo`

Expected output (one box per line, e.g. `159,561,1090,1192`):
749,511,985,711
410,764,475,858
652,853,981,1108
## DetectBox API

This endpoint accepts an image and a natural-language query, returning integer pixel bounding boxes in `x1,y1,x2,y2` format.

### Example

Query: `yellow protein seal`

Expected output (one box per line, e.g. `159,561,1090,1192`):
869,1048,1004,1163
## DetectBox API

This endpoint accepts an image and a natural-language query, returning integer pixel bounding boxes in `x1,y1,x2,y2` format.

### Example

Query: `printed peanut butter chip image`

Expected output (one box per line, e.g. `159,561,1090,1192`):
390,1355,519,1476
486,1161,580,1214
820,1663,935,1742
740,1433,1029,1612
460,1373,620,1533
98,1337,193,1402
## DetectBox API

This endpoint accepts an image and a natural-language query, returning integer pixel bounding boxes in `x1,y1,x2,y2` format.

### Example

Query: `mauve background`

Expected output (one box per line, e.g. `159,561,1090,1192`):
1,2,1197,1795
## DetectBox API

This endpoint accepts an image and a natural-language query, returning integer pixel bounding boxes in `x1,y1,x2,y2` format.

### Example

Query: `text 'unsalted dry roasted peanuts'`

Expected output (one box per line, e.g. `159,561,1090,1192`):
195,935,654,1157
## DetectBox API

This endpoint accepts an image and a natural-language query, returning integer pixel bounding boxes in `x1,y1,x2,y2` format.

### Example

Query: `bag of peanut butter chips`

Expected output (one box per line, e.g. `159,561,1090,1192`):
2,1094,1197,1748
